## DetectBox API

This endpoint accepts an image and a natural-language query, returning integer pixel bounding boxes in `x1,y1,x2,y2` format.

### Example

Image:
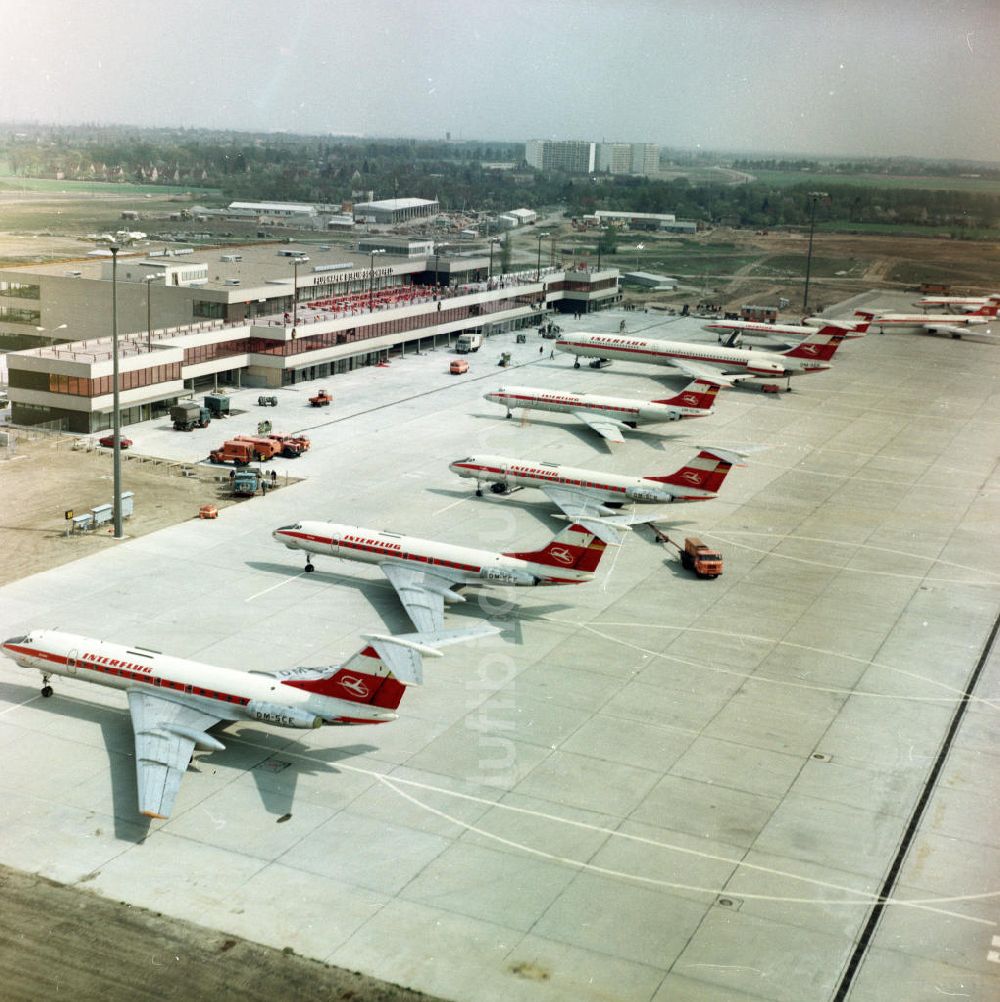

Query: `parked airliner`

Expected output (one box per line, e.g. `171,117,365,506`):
449,446,745,520
553,329,846,384
273,520,610,634
1,629,457,818
483,379,720,443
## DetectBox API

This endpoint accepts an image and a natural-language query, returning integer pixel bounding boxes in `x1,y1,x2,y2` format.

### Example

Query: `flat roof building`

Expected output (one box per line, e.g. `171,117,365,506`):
2,246,621,432
353,198,440,225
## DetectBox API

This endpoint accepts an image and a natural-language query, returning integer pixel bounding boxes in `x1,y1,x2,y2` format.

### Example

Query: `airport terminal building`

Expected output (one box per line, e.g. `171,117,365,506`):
1,244,620,432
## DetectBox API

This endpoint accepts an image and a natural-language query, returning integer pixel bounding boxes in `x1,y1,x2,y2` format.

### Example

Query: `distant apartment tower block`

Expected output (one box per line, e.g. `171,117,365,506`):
525,139,659,176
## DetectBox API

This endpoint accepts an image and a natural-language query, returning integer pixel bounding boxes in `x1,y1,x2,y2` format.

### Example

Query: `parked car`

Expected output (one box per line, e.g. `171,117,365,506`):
98,434,133,449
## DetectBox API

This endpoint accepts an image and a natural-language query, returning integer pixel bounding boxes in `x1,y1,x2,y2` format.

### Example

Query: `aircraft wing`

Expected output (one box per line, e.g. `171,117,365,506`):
665,358,739,386
571,409,627,443
379,562,459,635
541,484,623,520
127,690,224,819
922,322,978,337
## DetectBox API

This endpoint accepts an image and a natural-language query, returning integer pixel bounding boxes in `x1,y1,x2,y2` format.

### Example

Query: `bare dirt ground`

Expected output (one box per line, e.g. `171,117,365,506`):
0,434,242,587
0,865,437,1002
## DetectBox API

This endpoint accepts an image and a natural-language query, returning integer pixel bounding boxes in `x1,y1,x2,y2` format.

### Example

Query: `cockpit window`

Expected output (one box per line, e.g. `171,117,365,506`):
278,523,301,531
3,635,28,646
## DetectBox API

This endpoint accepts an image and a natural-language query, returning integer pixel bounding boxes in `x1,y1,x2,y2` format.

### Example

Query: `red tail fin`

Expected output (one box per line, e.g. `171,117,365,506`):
282,646,406,710
652,379,721,410
644,448,736,494
781,331,845,361
971,302,999,317
503,522,607,574
854,310,876,321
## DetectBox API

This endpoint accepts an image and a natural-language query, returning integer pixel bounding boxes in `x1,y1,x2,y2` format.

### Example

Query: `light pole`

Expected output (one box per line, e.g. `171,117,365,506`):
292,254,309,327
488,237,501,281
34,322,68,345
634,242,645,270
109,243,124,539
142,273,163,350
368,249,385,312
802,192,827,313
535,231,550,281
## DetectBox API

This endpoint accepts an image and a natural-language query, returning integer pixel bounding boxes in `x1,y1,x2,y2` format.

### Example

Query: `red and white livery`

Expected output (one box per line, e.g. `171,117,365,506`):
483,379,720,443
274,520,610,634
915,293,1000,313
449,446,745,522
553,328,846,384
855,304,997,337
1,628,450,818
703,318,867,348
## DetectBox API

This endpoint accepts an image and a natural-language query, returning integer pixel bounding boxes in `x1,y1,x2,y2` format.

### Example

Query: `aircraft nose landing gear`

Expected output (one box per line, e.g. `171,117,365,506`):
41,674,53,698
304,558,315,574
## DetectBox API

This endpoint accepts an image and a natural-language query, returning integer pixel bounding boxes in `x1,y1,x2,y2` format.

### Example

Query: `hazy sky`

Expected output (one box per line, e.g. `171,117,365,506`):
4,0,999,160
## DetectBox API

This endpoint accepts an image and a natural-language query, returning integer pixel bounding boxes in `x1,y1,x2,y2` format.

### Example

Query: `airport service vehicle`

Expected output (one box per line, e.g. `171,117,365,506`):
209,440,254,466
0,628,459,819
680,536,723,578
553,329,846,384
231,469,261,496
855,306,997,338
915,293,1000,313
274,520,611,634
483,378,720,443
232,435,282,461
309,389,332,407
170,402,211,431
449,446,745,524
455,332,483,353
267,433,310,456
98,433,132,449
258,395,278,407
450,359,470,374
204,393,230,418
704,318,868,347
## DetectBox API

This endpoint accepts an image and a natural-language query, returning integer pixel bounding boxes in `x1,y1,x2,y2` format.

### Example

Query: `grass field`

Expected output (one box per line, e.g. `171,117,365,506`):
0,173,221,198
750,169,1000,194
815,220,997,239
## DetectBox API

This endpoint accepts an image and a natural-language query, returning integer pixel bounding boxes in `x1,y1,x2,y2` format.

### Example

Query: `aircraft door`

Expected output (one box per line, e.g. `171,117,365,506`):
67,649,78,676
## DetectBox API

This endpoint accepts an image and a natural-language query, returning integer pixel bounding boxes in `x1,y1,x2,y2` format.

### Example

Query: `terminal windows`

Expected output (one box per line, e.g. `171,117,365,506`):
0,306,41,325
193,300,226,319
0,281,40,300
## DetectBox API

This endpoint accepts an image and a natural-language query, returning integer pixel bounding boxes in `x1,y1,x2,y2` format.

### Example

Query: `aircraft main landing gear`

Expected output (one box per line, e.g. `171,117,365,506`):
41,674,53,698
573,359,581,368
505,411,512,419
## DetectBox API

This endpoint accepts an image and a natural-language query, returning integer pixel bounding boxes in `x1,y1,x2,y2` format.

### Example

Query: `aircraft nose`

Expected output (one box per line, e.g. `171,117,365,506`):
2,635,28,651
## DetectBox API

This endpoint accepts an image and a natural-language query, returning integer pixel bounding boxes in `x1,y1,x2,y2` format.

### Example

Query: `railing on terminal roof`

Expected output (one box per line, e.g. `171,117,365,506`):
23,268,573,362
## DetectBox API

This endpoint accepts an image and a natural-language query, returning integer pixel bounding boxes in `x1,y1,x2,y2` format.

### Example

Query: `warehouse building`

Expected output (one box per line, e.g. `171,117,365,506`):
352,198,440,225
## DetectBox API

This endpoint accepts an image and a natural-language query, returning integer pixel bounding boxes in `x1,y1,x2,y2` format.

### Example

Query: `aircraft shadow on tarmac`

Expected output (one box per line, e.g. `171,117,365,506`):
468,412,678,452
0,678,377,837
423,488,567,530
243,561,569,644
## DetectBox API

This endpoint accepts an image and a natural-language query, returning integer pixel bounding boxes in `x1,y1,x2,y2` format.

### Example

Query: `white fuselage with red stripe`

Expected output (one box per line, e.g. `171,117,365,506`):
450,455,716,503
703,319,866,340
484,385,707,424
916,294,1000,312
554,333,826,376
860,311,991,331
273,521,595,585
1,631,379,726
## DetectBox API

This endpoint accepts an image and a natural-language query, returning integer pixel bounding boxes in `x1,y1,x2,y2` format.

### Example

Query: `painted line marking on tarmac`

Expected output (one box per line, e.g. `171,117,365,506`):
245,571,308,602
570,618,1000,712
704,528,1000,582
212,728,997,927
432,496,472,517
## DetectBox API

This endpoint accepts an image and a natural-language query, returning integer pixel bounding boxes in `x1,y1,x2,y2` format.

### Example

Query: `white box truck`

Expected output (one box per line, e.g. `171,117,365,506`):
455,332,483,353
